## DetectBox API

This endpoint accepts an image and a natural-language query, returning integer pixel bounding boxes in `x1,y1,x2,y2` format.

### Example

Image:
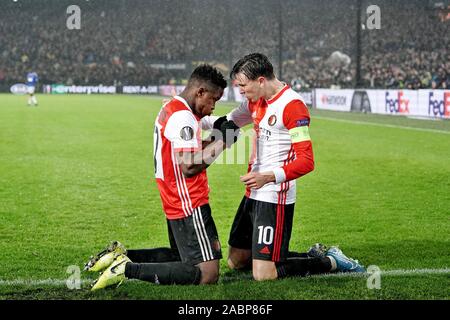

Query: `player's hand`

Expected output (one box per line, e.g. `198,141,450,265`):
240,172,275,189
213,116,227,131
220,120,240,146
211,118,240,146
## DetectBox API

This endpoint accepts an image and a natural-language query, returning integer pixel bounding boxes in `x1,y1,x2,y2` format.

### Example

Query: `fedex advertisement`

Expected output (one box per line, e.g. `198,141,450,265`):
419,90,450,119
315,89,448,119
384,90,414,115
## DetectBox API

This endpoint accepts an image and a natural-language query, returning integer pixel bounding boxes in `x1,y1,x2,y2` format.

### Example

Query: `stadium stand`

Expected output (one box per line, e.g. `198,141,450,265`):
0,0,448,90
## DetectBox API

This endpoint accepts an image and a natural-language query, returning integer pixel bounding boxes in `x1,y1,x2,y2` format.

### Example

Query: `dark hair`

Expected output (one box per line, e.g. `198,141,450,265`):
230,53,275,81
189,64,227,90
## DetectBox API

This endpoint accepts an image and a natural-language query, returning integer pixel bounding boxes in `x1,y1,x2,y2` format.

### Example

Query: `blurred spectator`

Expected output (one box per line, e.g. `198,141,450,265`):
0,0,447,89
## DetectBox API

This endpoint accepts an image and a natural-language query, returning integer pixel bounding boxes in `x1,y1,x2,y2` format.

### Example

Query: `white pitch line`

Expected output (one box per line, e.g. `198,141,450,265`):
1,268,449,286
307,268,450,279
0,279,92,286
313,116,450,135
222,268,450,282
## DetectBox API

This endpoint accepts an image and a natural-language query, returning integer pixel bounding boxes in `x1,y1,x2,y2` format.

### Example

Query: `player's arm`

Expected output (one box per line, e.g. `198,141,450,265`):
169,115,239,178
176,139,227,178
199,98,251,145
201,96,254,131
191,100,251,152
226,100,253,128
200,115,219,130
276,100,314,182
241,100,314,189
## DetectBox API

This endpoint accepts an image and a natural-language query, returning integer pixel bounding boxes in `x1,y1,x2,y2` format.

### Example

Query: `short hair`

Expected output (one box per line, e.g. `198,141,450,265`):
189,64,227,90
230,53,275,81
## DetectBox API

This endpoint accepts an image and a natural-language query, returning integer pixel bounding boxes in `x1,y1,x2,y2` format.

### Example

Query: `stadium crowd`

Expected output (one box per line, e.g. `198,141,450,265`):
0,0,448,89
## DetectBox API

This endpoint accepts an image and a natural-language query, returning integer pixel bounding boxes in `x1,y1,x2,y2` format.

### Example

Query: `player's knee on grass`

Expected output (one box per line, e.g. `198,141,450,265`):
252,260,278,281
197,260,220,284
227,247,251,270
227,257,249,270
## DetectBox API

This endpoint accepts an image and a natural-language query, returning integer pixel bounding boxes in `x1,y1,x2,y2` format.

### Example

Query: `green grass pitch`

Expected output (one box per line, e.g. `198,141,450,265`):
0,94,449,300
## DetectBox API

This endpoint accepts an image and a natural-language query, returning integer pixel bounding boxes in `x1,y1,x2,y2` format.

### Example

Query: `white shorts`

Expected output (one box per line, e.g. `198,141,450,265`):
27,86,35,94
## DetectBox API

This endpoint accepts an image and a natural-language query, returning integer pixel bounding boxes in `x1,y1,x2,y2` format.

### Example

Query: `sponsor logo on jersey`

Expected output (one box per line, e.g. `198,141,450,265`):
268,115,277,126
258,127,272,141
180,126,194,141
296,119,310,127
259,246,271,255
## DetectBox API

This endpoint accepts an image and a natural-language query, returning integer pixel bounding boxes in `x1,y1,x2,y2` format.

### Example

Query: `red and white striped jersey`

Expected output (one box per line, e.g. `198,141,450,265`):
228,85,314,205
153,96,216,219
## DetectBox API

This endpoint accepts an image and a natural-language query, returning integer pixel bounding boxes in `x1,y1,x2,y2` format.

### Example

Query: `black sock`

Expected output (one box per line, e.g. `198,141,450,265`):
126,248,181,263
288,251,309,258
276,257,332,278
125,262,201,285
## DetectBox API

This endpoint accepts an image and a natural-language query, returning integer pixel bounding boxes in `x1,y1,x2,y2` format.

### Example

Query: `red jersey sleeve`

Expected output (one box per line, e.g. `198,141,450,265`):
277,100,314,182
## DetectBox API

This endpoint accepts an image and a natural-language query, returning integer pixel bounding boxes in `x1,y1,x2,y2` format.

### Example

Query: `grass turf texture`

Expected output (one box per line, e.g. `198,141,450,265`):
0,94,449,300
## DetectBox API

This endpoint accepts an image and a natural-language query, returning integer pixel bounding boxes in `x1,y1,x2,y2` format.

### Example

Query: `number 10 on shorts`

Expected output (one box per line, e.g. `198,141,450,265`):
257,226,274,245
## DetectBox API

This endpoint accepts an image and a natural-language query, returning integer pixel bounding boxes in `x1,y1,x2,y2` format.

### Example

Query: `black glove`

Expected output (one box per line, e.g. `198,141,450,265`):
213,116,228,131
220,120,240,146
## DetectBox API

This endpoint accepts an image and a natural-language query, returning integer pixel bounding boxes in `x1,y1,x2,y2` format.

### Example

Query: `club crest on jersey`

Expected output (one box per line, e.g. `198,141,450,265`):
180,126,194,141
268,115,277,126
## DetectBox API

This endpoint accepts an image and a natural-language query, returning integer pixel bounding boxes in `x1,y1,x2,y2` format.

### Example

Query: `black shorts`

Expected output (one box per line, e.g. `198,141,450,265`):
228,196,295,262
167,204,222,265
